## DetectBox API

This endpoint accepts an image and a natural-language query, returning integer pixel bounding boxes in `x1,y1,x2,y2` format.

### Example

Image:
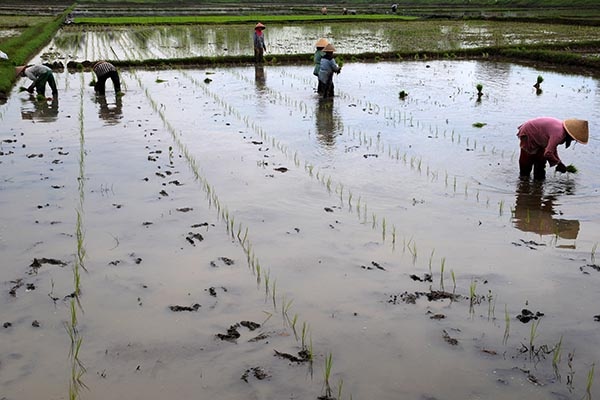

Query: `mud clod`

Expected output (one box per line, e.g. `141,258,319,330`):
169,303,200,312
516,309,544,323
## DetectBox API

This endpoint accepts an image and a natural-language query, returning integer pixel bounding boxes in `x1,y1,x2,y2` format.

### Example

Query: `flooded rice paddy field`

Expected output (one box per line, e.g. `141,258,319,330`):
2,59,600,400
42,21,600,61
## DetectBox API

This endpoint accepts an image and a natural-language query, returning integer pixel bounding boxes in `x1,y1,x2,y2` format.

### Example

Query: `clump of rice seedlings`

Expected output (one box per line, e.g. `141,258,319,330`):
476,83,483,98
553,335,563,380
503,304,510,345
155,77,167,83
391,225,396,250
282,296,293,325
469,279,477,317
337,379,344,400
301,322,309,350
528,319,540,359
566,164,578,173
534,75,544,89
472,122,487,128
271,280,277,309
322,353,334,399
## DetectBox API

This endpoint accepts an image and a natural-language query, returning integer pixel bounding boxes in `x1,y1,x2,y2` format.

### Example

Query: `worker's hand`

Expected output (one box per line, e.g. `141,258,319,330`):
27,87,34,94
556,162,567,173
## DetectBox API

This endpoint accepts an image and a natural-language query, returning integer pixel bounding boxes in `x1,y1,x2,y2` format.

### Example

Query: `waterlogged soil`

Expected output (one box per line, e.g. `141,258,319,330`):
1,60,600,400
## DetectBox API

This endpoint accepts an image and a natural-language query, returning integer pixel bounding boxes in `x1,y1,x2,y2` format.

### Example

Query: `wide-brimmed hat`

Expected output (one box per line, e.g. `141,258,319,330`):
323,43,336,53
15,65,26,76
315,38,329,48
255,22,266,30
563,119,589,144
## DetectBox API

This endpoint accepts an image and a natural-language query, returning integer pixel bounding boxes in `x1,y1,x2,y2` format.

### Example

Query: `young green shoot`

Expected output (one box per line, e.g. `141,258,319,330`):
439,257,446,292
553,335,563,381
503,304,510,346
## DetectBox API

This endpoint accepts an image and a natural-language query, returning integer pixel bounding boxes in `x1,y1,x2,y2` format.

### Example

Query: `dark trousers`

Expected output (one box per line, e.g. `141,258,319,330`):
95,70,121,95
35,71,58,97
318,79,334,98
254,48,264,63
519,149,547,180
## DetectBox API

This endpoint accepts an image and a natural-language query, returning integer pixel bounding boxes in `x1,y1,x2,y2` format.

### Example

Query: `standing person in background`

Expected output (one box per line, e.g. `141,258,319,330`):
318,44,341,98
313,38,329,93
93,61,122,95
517,117,589,180
253,22,267,63
16,64,58,99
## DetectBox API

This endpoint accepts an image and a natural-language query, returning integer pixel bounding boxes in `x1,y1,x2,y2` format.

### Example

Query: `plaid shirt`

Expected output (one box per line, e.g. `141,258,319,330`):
93,61,117,78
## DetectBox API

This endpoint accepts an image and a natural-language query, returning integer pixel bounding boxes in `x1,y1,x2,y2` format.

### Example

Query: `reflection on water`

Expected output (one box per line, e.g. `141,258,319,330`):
20,97,59,122
96,95,123,125
254,65,266,92
315,98,343,148
512,179,579,239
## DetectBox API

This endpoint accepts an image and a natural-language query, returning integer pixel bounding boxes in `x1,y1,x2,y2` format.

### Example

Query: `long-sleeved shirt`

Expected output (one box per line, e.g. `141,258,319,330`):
517,117,567,166
24,65,51,82
313,50,325,76
93,61,117,78
318,57,340,84
253,31,266,50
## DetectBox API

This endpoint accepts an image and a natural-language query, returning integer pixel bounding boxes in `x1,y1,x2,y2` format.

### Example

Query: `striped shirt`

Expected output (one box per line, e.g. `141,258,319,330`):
93,61,117,78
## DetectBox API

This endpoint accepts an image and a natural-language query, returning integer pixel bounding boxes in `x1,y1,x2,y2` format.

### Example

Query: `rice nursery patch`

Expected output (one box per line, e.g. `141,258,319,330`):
1,56,600,400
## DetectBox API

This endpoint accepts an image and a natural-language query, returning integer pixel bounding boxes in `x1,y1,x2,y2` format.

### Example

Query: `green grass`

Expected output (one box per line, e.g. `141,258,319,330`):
74,14,417,25
0,7,72,98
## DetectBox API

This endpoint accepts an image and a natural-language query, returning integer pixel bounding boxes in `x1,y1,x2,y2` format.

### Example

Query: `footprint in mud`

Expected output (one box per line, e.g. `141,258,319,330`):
210,257,234,268
186,232,204,246
516,308,544,323
241,366,270,382
361,261,386,271
216,320,261,342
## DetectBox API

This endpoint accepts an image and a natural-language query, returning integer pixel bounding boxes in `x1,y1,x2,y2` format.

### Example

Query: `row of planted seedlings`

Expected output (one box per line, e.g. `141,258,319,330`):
179,65,599,397
126,70,354,399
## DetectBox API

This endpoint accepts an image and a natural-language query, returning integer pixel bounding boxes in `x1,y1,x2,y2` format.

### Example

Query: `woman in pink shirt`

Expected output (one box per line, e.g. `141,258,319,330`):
517,117,589,180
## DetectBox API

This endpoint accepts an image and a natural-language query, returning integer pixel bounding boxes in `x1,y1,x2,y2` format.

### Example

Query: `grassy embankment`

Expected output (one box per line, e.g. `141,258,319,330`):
0,7,72,100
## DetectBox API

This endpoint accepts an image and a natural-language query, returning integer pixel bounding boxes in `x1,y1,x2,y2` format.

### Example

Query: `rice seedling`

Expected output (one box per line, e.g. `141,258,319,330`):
372,213,377,230
487,290,494,321
271,280,277,309
290,314,299,340
301,322,309,350
439,257,446,291
585,363,595,400
337,379,344,400
498,200,505,216
451,270,456,298
566,164,578,173
391,225,397,249
503,304,510,345
282,296,293,325
591,242,598,264
567,351,575,391
429,249,435,273
382,218,386,242
553,335,563,380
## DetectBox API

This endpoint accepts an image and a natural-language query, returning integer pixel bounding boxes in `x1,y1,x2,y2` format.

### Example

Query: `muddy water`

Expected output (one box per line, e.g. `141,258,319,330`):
1,60,599,400
40,21,600,63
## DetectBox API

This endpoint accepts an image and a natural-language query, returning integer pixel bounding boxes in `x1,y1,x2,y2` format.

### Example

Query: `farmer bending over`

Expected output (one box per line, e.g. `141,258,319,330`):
16,64,58,99
517,117,588,180
93,61,122,95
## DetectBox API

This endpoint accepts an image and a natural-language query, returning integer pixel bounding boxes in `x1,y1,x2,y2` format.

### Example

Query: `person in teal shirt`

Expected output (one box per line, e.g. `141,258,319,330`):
314,38,329,94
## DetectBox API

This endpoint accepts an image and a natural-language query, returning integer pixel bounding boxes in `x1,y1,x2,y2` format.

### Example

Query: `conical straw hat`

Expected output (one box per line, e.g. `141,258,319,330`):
15,65,26,76
563,119,589,144
315,38,329,47
255,22,266,29
323,43,336,52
